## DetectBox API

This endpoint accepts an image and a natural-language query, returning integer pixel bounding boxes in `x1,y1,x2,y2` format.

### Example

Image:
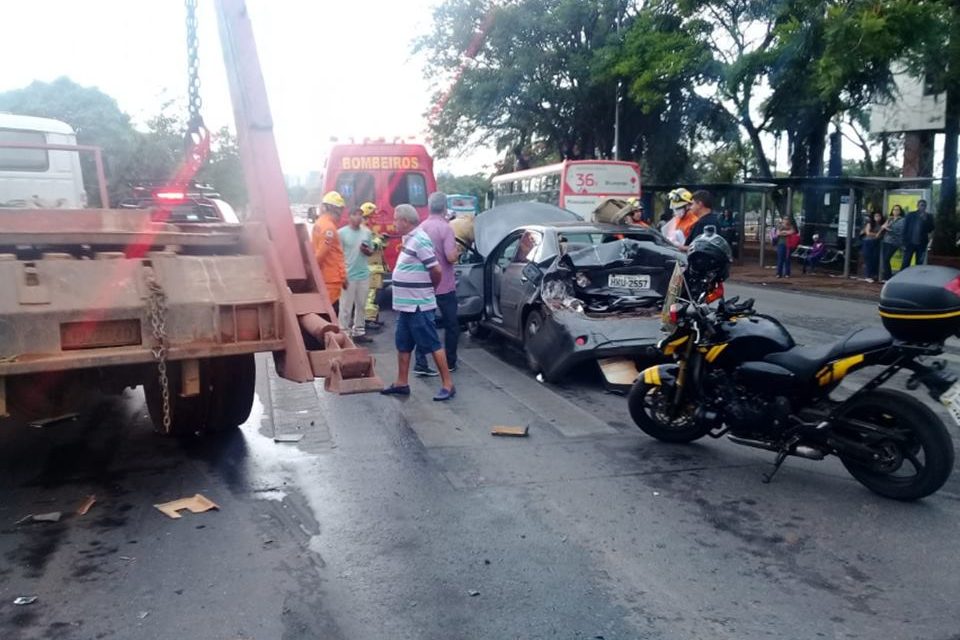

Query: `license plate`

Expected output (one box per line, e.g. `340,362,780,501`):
61,319,142,351
608,274,650,290
941,381,960,427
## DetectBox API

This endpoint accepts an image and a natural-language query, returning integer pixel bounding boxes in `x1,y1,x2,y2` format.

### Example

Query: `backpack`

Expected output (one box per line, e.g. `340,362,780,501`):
786,231,801,250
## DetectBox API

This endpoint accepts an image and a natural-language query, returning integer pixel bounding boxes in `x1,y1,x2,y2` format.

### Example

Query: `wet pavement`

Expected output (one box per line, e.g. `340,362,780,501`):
2,284,960,639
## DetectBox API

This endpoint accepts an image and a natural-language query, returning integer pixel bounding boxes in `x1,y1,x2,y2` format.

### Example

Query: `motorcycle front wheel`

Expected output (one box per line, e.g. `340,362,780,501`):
627,380,711,443
835,389,954,501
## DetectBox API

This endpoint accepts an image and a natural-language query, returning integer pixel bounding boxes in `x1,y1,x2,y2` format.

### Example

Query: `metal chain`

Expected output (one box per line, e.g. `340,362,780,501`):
185,0,203,132
183,0,210,178
146,271,172,434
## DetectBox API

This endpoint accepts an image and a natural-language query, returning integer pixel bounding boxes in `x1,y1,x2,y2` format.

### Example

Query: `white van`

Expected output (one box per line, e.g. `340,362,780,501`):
0,114,86,208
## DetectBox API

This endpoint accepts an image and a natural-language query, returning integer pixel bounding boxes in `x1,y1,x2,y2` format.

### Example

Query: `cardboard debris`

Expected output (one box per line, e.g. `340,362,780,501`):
273,433,304,443
491,425,529,438
28,413,79,428
16,512,62,525
76,495,96,516
154,494,219,519
598,358,640,386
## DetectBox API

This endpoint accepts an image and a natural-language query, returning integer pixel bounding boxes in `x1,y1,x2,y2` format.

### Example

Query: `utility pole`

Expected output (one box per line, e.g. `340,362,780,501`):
613,1,623,160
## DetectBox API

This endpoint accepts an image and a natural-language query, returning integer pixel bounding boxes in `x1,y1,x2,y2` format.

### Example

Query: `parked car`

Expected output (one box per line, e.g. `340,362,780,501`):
117,181,239,223
456,202,685,382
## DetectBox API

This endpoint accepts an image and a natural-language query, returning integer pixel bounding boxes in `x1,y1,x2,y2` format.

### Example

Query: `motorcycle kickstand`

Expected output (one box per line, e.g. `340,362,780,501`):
762,450,788,484
762,440,798,484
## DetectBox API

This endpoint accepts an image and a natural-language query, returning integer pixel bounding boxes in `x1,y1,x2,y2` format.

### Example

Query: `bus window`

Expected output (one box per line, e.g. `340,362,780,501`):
0,130,49,171
389,172,428,207
335,172,375,209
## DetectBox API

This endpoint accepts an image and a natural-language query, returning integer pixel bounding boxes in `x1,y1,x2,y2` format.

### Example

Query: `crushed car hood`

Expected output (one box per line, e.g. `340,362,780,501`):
474,202,579,257
557,237,683,270
541,238,684,314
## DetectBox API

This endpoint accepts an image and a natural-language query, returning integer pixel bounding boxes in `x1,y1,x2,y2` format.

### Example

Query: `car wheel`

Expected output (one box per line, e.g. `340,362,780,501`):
523,309,544,374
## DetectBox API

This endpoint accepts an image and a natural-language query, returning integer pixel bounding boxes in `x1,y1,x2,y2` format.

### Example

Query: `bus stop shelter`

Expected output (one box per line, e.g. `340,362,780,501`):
744,176,934,277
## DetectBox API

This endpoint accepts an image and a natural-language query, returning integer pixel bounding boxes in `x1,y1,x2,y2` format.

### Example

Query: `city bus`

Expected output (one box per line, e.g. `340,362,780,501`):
446,193,479,217
323,141,437,269
490,160,641,219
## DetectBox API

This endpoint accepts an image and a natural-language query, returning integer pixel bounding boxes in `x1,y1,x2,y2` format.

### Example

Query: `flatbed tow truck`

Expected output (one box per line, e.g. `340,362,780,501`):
0,0,382,436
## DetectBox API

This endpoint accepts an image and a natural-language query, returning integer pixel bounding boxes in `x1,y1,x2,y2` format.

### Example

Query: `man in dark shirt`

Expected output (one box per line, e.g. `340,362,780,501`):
901,199,935,269
684,190,721,249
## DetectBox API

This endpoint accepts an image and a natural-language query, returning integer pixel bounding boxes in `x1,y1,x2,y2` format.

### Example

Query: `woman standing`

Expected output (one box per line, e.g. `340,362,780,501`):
880,205,905,282
860,211,885,283
775,214,798,278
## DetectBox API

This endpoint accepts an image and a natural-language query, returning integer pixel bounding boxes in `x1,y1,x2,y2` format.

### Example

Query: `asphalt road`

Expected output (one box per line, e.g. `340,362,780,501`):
2,285,960,640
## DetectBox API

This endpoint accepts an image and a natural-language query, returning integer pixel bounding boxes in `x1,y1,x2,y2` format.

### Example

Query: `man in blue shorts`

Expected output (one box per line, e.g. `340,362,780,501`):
380,204,456,401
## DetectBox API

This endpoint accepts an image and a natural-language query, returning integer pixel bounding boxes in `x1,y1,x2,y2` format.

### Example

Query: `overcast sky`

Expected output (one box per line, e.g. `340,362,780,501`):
0,0,499,177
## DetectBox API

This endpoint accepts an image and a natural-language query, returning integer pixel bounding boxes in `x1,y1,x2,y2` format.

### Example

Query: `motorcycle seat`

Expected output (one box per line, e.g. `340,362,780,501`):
763,327,893,380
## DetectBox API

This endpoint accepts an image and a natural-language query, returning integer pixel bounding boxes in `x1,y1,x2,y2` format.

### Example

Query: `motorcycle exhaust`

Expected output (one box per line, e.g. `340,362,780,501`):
727,436,825,460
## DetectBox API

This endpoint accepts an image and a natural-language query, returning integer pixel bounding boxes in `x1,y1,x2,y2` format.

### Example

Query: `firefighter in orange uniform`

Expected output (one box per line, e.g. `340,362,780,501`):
311,191,348,313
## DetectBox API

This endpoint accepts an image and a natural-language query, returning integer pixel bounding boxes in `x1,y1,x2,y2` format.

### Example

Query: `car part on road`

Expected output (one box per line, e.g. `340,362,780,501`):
13,597,38,606
491,425,529,437
154,493,220,519
15,512,63,525
76,494,97,516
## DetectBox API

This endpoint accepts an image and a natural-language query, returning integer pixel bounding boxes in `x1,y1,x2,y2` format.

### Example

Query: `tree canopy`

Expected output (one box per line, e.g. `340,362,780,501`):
0,77,246,208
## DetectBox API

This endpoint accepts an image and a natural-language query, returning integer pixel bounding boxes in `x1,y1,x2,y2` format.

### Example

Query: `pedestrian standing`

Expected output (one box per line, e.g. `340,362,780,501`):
860,211,884,282
381,204,455,401
338,206,374,342
901,199,935,270
413,192,462,377
881,204,905,281
775,214,797,278
311,191,347,314
684,190,721,246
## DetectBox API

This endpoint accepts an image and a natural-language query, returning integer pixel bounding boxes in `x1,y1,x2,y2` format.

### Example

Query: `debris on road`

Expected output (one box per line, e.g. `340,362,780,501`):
273,433,304,443
468,590,480,597
138,611,150,620
28,413,79,428
16,511,62,524
119,556,136,562
76,494,96,516
13,596,38,605
491,425,529,437
598,357,639,387
154,494,219,519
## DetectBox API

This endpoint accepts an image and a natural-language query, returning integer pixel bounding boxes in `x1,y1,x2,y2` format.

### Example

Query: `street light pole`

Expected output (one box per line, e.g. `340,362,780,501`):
613,2,622,160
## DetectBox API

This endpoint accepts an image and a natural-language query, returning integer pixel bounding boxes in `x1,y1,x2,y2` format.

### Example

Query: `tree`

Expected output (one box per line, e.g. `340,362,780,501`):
418,0,631,161
660,0,783,179
0,77,137,206
437,172,492,202
604,6,739,182
0,78,247,209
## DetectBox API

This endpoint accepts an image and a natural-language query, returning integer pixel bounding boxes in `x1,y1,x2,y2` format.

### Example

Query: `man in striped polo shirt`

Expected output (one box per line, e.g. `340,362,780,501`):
381,204,456,401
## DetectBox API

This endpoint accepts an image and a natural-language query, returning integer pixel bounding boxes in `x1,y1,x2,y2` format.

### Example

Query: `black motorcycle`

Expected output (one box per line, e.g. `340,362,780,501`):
628,234,959,501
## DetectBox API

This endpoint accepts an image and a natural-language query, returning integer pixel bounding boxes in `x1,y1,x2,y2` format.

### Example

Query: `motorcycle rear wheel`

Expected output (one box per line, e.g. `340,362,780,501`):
835,389,954,501
627,381,711,443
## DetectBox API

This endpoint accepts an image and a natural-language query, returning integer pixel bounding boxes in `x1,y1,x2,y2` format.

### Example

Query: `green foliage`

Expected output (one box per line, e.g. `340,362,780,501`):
0,77,136,206
436,172,492,202
418,0,627,159
0,78,246,208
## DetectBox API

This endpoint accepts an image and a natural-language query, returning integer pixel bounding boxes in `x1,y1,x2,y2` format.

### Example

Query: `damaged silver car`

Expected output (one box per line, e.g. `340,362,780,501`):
456,202,685,382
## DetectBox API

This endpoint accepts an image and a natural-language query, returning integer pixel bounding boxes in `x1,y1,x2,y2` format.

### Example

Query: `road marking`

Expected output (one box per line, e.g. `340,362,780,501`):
462,349,619,437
